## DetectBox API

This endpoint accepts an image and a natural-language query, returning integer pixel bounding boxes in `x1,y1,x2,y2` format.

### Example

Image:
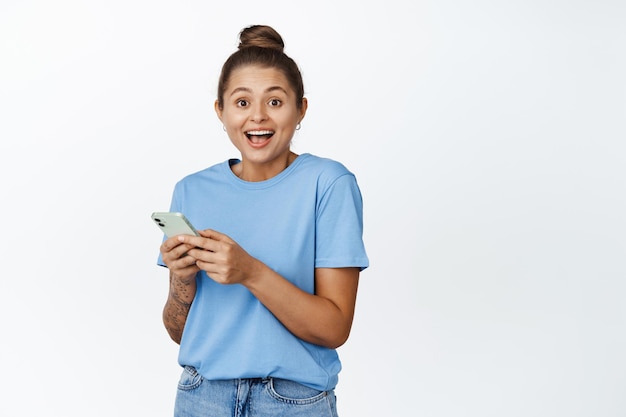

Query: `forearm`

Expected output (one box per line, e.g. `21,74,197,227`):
244,263,358,349
175,231,359,348
162,271,197,344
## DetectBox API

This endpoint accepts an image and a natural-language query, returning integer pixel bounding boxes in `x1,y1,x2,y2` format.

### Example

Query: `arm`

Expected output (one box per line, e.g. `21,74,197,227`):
246,265,360,349
182,230,360,349
159,236,200,344
162,271,196,344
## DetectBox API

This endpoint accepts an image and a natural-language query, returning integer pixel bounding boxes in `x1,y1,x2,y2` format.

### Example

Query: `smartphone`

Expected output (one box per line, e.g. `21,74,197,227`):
151,212,199,238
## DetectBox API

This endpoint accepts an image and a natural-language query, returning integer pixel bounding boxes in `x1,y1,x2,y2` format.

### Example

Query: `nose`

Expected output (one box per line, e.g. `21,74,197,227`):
250,103,268,123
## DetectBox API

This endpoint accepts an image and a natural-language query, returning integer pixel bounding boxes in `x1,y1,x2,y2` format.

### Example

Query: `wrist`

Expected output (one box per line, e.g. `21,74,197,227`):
169,272,197,304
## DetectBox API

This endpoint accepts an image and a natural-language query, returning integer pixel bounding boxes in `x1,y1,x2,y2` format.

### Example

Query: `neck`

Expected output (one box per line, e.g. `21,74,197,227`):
235,152,297,182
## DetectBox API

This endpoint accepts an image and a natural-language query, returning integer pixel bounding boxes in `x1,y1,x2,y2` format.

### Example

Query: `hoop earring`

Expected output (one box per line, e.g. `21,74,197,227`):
296,123,301,131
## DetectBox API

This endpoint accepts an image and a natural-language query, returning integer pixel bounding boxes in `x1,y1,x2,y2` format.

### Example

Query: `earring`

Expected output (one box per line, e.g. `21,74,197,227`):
296,123,301,131
222,125,226,131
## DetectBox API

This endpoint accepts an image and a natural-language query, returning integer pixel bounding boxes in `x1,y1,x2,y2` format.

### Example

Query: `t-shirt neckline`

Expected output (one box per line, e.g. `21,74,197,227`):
223,153,310,189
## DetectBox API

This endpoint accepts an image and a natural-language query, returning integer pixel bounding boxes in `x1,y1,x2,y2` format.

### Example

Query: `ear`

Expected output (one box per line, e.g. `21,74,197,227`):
214,100,223,121
299,97,308,123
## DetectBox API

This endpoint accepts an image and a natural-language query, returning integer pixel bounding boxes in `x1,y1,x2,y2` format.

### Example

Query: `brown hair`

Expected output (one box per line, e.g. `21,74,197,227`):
216,25,305,110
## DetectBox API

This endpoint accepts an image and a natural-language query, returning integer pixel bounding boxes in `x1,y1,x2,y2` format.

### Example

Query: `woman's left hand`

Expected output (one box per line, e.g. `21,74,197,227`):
177,229,260,285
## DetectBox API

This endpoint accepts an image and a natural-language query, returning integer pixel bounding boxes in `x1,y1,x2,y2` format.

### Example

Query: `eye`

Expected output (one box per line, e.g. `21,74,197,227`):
237,99,249,107
268,98,282,107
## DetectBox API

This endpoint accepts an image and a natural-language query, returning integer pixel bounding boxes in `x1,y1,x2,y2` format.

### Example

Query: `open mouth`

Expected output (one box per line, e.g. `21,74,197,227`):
245,130,275,143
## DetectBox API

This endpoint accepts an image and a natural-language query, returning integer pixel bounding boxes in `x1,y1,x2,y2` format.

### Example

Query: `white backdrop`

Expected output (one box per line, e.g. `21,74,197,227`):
1,1,625,416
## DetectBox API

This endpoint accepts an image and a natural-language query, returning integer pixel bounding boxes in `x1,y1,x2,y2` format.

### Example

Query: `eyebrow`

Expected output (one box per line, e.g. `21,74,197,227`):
229,86,289,97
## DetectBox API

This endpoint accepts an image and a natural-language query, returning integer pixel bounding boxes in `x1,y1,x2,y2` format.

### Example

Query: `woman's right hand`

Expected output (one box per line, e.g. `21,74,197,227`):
160,236,200,283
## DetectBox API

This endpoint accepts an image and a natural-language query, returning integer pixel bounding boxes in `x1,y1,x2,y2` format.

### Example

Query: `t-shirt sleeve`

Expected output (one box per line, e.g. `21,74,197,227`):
315,173,369,270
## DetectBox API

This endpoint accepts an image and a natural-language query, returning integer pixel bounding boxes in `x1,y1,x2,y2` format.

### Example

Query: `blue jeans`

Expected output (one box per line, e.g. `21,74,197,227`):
174,366,339,417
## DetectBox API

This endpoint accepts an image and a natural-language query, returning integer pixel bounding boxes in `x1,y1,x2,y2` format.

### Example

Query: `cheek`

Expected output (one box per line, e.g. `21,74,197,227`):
277,112,300,128
221,109,245,126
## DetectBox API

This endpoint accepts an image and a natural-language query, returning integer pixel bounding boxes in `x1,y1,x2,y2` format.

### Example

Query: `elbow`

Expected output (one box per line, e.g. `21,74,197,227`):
165,328,182,345
162,309,183,345
332,330,352,349
317,312,356,349
325,339,348,350
317,325,352,349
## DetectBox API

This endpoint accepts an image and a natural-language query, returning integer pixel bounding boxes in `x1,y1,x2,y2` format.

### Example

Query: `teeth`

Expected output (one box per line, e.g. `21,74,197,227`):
246,130,274,136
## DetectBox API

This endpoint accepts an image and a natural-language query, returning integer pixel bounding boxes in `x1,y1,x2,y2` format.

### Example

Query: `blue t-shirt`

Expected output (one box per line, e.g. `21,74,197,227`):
157,153,369,391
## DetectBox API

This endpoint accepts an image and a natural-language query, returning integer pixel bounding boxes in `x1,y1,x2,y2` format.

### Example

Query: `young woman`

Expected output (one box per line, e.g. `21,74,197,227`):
157,25,369,417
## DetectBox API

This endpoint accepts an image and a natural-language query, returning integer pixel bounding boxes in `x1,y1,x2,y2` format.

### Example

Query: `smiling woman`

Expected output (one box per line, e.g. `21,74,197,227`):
212,26,307,182
216,65,307,181
155,25,369,417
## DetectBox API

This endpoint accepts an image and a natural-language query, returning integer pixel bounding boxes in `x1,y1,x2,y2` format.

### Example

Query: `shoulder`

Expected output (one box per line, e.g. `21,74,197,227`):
171,160,232,196
293,154,363,205
175,160,229,185
297,154,355,182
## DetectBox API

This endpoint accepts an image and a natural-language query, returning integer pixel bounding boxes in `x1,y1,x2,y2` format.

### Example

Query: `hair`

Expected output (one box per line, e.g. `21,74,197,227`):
216,25,305,110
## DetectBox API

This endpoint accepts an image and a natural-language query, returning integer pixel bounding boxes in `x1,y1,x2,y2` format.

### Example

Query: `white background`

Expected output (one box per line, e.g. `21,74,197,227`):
1,1,625,416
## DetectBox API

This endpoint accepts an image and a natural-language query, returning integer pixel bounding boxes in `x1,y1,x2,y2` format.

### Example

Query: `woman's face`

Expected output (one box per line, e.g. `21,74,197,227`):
216,65,307,180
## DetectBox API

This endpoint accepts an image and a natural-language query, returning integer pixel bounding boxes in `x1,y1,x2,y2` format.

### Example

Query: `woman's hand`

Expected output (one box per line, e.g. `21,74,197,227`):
177,229,261,286
160,236,200,283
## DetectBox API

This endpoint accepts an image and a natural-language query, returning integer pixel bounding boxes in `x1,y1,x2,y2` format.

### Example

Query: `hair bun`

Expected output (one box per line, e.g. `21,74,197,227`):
238,25,285,52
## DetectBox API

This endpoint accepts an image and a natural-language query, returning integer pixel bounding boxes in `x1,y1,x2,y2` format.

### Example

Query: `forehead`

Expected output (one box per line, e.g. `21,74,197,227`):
226,65,293,94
